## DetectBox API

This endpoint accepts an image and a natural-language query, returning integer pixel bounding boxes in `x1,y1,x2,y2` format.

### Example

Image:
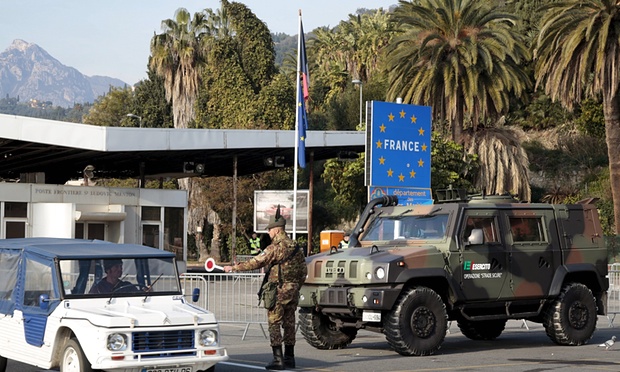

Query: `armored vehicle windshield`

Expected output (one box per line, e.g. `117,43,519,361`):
360,212,449,242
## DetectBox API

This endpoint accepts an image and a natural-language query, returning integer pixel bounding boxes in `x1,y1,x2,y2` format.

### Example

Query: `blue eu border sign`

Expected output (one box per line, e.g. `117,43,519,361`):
369,101,432,189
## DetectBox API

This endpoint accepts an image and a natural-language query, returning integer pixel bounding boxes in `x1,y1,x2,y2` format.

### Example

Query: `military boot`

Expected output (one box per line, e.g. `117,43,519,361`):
265,345,285,370
284,344,295,368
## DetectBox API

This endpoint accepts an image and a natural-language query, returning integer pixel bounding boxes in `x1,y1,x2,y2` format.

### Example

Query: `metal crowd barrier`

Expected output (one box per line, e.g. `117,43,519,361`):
181,272,268,339
607,263,620,327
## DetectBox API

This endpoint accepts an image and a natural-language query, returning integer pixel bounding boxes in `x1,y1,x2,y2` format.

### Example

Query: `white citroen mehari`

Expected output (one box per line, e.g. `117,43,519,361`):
0,238,228,372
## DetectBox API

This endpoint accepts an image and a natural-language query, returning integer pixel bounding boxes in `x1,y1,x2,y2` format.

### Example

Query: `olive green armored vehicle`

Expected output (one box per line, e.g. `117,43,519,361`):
298,191,609,356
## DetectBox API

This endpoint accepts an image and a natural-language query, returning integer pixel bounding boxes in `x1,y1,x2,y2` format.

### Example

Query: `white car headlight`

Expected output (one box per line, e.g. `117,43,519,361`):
107,333,127,351
199,330,217,346
375,267,385,280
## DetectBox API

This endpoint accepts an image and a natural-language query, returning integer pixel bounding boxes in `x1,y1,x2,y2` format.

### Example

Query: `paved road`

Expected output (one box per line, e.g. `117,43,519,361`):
9,317,620,371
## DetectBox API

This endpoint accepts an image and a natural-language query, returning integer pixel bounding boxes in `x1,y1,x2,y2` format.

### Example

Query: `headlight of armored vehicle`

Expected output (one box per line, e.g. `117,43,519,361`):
199,330,217,346
107,333,127,351
375,267,386,280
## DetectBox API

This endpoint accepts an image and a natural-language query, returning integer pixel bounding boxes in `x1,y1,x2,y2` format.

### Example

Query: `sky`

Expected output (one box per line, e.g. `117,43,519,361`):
0,1,396,85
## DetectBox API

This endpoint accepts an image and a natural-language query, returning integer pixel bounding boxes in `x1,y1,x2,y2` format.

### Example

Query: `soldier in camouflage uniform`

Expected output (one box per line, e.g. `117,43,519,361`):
224,213,307,370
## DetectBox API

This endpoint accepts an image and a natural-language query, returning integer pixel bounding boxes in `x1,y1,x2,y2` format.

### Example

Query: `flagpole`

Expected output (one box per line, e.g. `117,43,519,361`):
293,9,302,241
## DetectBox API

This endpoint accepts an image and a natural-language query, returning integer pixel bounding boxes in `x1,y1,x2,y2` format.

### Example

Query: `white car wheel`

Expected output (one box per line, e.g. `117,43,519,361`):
61,339,93,372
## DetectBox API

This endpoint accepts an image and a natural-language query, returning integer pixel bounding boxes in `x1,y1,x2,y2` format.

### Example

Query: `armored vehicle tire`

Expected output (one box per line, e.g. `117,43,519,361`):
61,338,93,372
457,319,507,340
0,355,6,372
543,282,597,346
298,307,358,349
384,286,448,356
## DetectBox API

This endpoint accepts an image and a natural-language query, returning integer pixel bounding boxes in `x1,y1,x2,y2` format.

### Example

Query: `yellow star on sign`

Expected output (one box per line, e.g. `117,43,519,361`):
398,173,405,182
418,159,424,167
421,143,428,151
399,110,406,118
379,123,386,132
376,140,382,148
387,168,394,177
411,115,417,123
379,156,385,165
388,113,394,121
418,127,425,136
409,169,416,178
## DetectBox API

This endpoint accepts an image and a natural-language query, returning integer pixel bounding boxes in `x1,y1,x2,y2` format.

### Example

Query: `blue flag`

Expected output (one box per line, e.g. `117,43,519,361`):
296,18,309,168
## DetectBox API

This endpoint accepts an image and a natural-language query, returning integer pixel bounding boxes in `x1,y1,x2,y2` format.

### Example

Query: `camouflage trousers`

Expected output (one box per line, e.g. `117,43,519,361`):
267,283,300,346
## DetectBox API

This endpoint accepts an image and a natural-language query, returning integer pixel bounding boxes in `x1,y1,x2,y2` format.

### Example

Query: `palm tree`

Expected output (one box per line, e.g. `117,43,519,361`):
309,9,393,102
150,8,209,129
150,8,212,259
383,0,531,201
204,6,231,39
534,0,620,233
385,0,530,142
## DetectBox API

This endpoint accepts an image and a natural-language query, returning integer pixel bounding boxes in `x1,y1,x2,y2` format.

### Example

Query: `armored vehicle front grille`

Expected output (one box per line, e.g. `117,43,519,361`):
319,260,358,279
314,261,322,277
319,287,348,305
349,261,358,278
132,330,195,358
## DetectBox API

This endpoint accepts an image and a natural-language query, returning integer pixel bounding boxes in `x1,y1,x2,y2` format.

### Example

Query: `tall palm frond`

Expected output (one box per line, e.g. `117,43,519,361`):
385,0,530,142
535,0,620,232
149,8,209,129
466,128,531,202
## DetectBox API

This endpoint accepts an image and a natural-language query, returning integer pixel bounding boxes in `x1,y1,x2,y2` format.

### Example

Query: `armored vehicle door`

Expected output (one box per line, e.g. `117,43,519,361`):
501,209,558,299
453,210,509,301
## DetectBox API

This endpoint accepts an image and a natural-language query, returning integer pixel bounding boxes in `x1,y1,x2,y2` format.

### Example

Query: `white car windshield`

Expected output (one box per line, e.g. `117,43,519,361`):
59,257,181,297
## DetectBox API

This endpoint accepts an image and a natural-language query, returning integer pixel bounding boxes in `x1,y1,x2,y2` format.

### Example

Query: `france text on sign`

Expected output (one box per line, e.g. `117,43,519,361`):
369,101,431,188
369,186,433,206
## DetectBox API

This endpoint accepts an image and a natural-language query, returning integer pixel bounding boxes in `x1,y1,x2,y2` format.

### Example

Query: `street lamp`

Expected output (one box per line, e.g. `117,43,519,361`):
352,79,363,128
126,113,142,128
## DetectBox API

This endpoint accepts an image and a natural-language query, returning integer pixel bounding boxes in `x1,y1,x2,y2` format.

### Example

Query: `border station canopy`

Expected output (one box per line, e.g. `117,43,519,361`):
0,114,365,184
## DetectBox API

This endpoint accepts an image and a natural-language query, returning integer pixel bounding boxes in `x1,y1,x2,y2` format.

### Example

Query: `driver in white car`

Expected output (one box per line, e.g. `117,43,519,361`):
89,259,136,294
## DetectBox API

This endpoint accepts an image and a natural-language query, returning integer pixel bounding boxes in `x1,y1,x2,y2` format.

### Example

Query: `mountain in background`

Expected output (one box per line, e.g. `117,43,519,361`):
0,39,127,108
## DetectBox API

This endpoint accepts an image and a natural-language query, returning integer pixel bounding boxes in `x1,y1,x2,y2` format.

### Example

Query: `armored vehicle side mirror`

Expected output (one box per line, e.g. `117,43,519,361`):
467,229,484,245
192,288,200,302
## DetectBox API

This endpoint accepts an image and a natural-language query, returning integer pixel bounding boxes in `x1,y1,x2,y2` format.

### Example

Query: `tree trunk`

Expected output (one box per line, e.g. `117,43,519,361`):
180,177,210,261
207,209,222,262
603,93,620,234
452,94,464,143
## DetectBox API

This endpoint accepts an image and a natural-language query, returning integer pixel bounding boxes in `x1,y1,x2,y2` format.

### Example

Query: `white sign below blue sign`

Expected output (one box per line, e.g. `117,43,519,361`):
369,186,433,206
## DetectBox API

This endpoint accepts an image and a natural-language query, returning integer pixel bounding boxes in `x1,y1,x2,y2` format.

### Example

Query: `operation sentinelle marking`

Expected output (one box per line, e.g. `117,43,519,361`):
463,261,502,279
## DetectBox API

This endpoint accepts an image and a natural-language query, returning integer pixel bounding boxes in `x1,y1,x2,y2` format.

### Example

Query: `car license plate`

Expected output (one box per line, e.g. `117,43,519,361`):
142,367,192,372
362,311,381,322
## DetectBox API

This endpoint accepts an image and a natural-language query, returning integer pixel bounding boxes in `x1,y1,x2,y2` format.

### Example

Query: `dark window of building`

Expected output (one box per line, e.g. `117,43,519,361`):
5,202,27,218
164,207,184,259
142,206,161,221
6,221,26,238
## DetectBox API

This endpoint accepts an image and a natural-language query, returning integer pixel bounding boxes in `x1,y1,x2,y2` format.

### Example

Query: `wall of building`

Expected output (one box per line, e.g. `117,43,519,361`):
0,183,188,260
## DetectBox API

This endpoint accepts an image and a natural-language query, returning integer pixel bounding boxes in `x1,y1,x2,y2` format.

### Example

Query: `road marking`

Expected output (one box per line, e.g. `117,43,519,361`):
219,361,291,370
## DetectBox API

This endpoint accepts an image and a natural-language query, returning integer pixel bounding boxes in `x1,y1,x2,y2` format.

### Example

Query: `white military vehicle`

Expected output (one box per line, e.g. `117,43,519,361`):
0,238,228,372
